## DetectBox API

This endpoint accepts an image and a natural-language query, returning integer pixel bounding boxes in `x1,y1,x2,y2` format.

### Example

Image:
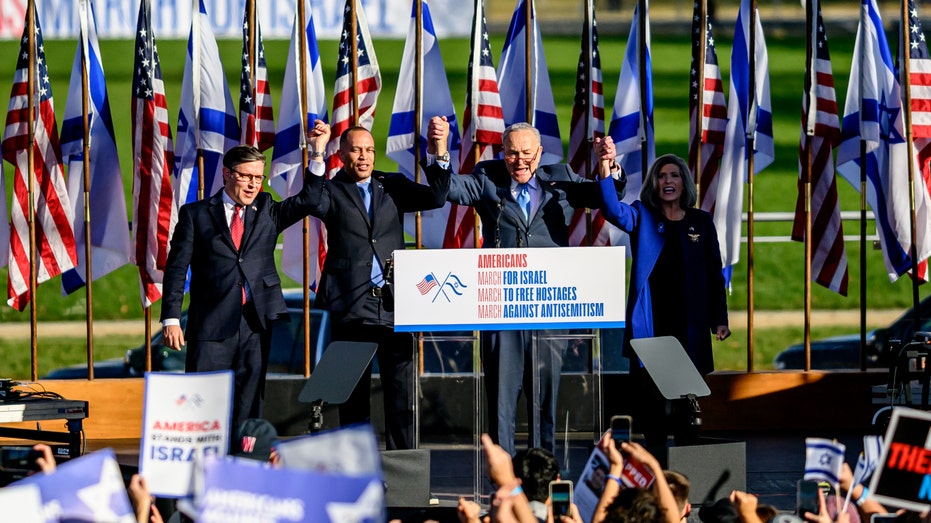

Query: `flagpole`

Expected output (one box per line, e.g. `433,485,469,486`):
192,0,205,201
583,0,594,244
858,2,868,372
413,0,425,449
638,0,649,179
524,0,533,123
26,0,39,380
297,0,313,378
693,0,707,203
350,0,360,125
414,0,424,248
900,0,923,328
746,0,758,371
802,0,817,371
79,0,96,379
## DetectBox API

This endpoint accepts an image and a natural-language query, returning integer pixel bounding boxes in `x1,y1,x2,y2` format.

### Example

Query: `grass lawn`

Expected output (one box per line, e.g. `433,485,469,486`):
3,324,870,379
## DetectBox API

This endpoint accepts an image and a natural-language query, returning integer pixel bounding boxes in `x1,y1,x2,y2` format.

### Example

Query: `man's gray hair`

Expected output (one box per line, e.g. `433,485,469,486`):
502,122,541,147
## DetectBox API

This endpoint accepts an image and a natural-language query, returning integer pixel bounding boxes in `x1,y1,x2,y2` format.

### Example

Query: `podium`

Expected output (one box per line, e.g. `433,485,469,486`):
393,246,626,500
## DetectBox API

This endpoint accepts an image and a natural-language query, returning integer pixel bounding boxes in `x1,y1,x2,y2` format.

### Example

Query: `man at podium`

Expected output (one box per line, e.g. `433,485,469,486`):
427,117,626,455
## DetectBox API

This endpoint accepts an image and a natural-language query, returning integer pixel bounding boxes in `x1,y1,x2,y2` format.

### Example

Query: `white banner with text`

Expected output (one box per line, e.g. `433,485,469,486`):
393,246,626,332
0,0,472,39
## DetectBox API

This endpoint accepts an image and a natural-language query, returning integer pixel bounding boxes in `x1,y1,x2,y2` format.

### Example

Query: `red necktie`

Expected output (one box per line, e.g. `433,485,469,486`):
231,205,245,303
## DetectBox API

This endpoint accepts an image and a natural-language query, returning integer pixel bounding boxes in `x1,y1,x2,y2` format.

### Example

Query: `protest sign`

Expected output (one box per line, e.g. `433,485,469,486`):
139,371,233,498
0,483,44,523
277,424,382,475
15,448,135,522
573,440,656,523
196,456,385,523
868,407,931,511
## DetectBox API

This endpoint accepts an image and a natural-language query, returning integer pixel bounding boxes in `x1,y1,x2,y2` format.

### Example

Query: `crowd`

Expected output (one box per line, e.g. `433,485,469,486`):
11,421,901,523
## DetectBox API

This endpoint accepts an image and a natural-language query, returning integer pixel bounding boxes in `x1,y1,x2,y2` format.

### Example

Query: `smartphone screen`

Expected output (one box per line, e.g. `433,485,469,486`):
0,446,41,472
610,415,632,445
796,480,820,516
550,480,573,517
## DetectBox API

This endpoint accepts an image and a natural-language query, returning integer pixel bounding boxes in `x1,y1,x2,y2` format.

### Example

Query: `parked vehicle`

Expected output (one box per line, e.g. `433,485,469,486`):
772,296,931,370
43,290,329,379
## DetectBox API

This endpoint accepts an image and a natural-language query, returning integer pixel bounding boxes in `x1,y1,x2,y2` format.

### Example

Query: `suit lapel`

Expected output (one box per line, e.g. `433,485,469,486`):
208,193,237,252
239,201,259,248
336,171,371,225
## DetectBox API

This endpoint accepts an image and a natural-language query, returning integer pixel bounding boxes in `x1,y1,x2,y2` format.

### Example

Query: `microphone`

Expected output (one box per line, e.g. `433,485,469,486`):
495,198,505,248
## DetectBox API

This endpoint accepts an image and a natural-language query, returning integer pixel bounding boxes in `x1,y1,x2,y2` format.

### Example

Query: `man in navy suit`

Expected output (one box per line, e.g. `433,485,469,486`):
161,121,331,430
307,123,449,450
427,117,625,455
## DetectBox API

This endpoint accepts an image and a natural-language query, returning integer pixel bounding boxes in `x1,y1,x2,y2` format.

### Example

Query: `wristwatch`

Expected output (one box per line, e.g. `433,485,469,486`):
310,151,324,159
435,151,450,163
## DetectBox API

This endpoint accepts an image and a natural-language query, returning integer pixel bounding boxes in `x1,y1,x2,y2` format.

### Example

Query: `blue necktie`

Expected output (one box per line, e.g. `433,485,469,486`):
359,184,383,286
517,183,531,220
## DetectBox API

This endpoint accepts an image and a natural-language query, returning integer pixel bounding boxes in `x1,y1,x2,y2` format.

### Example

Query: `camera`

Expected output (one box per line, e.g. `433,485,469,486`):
0,446,42,473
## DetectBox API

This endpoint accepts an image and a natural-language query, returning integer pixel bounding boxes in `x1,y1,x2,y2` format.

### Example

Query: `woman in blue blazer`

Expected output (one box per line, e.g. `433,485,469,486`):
598,154,730,450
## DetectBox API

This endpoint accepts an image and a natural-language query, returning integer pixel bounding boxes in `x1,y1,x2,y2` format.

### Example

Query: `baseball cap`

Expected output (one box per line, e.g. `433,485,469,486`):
231,418,278,462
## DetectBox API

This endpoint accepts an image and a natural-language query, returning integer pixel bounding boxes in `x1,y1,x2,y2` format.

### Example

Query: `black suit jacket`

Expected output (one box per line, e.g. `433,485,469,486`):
445,160,626,247
309,164,449,319
161,180,316,341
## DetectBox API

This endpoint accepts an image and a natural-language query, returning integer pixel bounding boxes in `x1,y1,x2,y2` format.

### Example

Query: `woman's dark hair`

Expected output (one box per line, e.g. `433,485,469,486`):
639,154,697,210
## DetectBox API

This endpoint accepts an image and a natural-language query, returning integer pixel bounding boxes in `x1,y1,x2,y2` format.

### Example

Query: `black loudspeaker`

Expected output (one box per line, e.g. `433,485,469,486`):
667,440,746,504
382,449,431,508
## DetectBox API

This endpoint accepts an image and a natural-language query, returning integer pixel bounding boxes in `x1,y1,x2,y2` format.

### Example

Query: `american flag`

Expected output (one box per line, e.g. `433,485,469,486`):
417,274,438,295
131,0,175,308
567,0,611,247
445,0,503,249
239,5,275,152
2,9,78,311
325,0,381,178
792,1,848,296
688,10,727,212
903,0,931,280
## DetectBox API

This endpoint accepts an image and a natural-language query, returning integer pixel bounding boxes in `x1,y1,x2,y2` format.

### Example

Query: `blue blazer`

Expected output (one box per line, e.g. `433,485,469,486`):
445,160,626,248
598,177,728,375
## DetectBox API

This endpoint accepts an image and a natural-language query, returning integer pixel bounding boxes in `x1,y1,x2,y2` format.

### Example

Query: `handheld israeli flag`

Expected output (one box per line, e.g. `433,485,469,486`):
804,437,846,486
497,0,562,164
14,449,136,522
173,0,240,209
386,0,461,248
853,435,883,487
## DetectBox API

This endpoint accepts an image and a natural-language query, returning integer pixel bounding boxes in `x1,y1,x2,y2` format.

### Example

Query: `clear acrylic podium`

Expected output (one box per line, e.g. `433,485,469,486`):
392,246,627,501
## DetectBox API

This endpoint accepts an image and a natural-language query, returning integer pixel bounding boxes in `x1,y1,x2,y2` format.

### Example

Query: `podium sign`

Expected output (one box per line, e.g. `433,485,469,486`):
393,247,626,332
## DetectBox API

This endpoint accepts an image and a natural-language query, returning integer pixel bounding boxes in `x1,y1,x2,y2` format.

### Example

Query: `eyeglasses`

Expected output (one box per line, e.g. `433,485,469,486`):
504,150,539,163
229,168,266,184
